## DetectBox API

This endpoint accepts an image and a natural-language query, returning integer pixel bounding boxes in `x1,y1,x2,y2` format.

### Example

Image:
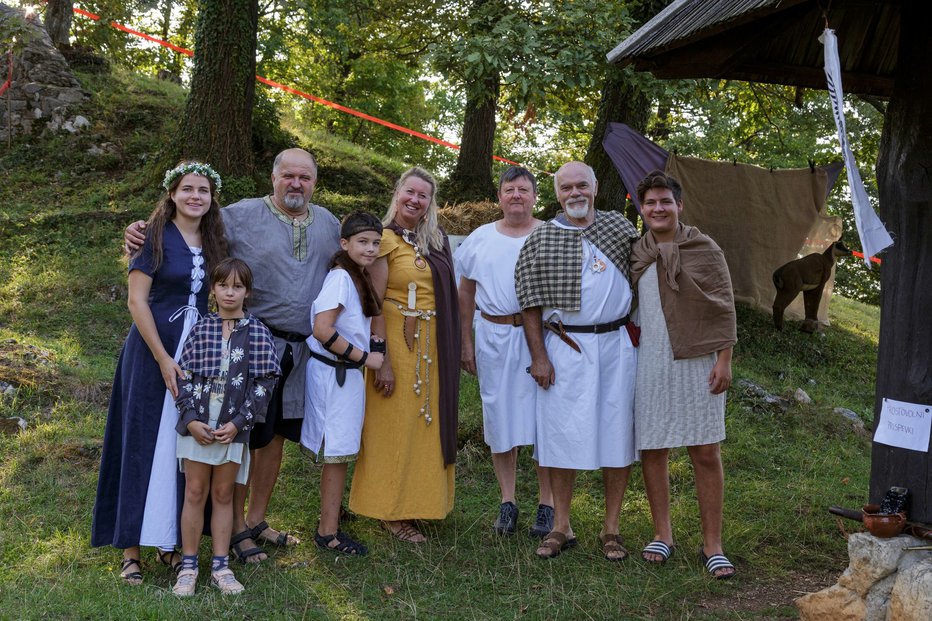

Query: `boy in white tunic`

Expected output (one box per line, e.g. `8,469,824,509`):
303,212,385,555
456,167,554,538
515,162,640,561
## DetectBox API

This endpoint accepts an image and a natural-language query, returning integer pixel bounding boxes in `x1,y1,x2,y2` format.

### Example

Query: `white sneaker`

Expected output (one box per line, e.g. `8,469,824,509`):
211,568,244,595
172,568,198,597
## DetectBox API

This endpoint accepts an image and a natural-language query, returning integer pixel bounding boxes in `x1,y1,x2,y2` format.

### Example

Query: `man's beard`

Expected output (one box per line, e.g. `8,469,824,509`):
281,192,307,211
564,201,589,220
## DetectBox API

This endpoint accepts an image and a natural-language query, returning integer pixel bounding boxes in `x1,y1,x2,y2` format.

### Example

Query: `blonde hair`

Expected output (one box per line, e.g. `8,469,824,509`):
382,167,444,255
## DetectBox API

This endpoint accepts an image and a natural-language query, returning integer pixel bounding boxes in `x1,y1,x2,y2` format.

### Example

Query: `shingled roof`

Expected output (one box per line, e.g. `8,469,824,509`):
607,0,899,96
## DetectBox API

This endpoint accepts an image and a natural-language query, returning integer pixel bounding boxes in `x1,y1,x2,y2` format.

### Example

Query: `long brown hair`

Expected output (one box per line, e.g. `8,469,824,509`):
330,251,382,317
134,162,228,272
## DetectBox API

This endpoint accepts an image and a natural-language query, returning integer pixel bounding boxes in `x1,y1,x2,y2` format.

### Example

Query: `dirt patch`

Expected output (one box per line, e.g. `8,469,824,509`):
695,571,838,619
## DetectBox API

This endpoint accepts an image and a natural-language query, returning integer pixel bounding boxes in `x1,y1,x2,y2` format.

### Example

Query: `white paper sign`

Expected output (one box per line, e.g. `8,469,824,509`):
873,398,932,452
820,29,894,265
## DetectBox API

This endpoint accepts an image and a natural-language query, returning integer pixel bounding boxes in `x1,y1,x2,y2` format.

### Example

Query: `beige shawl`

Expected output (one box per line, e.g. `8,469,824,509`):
631,224,737,360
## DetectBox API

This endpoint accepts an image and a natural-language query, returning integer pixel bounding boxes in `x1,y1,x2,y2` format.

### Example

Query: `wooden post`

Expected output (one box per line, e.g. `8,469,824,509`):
870,0,932,524
5,42,12,149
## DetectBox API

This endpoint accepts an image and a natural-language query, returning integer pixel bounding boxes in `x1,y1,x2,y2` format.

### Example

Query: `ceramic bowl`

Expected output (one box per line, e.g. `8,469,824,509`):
862,503,906,538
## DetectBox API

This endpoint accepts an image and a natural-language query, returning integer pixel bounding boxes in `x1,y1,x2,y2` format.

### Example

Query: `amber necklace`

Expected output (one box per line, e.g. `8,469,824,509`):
399,227,428,270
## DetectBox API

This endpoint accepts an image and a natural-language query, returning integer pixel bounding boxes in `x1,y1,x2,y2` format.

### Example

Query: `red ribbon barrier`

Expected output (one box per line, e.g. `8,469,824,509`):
852,250,882,265
71,6,524,168
0,48,12,97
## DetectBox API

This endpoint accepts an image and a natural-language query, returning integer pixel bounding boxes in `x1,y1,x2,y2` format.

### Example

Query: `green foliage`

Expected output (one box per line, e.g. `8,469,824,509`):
656,80,883,304
433,0,630,108
251,87,297,170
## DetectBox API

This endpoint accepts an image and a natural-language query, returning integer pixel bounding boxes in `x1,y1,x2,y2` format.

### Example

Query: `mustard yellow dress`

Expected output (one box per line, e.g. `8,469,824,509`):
349,231,455,520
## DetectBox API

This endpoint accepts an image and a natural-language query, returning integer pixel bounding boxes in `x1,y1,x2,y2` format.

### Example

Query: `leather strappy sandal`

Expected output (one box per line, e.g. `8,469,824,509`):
382,520,426,543
536,531,577,559
599,533,629,562
120,558,143,585
156,549,182,574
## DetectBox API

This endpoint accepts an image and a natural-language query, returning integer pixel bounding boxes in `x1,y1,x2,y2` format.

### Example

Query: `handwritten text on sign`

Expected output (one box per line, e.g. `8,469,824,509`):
873,398,932,453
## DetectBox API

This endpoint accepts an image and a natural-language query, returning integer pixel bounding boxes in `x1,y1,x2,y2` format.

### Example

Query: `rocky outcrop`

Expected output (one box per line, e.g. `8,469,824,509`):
0,4,89,139
796,532,932,620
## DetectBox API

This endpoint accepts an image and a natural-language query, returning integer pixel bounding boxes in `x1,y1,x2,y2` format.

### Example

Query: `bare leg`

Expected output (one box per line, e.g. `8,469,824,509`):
247,434,297,544
491,447,518,503
209,461,240,558
536,466,576,557
596,466,631,561
641,448,674,561
230,455,266,562
688,442,733,578
600,466,630,536
179,459,211,556
536,463,553,507
318,463,349,537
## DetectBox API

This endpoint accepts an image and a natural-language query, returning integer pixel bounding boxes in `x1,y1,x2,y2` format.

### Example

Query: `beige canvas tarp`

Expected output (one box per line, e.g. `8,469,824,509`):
666,155,842,324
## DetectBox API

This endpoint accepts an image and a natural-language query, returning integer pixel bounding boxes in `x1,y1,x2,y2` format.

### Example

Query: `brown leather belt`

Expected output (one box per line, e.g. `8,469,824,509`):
480,311,523,327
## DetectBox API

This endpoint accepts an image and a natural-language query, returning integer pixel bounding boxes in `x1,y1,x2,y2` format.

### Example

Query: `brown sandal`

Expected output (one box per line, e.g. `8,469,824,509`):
600,533,629,562
536,531,578,559
382,520,426,543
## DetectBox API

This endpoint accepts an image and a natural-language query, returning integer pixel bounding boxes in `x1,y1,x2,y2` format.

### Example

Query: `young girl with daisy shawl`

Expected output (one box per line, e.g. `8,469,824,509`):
172,258,280,596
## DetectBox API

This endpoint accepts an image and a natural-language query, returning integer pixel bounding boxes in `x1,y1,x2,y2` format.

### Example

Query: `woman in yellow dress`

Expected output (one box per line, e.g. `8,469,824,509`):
348,167,460,542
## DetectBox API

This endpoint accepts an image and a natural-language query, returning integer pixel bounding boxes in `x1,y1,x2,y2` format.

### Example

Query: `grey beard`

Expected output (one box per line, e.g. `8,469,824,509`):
281,193,307,211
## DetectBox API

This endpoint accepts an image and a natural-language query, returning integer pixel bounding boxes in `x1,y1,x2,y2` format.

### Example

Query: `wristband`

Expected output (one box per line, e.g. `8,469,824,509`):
358,351,368,366
370,337,386,354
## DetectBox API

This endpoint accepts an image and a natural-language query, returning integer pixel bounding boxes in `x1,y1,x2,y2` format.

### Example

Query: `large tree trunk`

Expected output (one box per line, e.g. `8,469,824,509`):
446,72,500,203
179,0,258,177
870,2,932,523
44,0,73,49
584,66,651,223
584,0,667,224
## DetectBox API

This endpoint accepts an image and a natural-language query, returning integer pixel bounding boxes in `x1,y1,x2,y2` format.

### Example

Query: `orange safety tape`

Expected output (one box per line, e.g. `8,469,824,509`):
71,6,526,169
852,250,882,265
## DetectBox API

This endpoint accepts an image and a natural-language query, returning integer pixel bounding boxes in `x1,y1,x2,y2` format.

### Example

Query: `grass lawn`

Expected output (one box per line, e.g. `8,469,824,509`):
0,69,879,620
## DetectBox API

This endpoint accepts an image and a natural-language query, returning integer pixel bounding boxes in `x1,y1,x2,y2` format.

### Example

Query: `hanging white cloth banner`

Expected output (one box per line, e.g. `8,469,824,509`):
820,28,893,266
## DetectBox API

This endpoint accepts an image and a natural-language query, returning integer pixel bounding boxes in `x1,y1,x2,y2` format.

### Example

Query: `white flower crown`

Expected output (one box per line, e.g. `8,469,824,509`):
162,162,223,192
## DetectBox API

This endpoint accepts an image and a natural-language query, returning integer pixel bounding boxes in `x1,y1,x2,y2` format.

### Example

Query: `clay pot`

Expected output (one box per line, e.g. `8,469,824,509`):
862,503,906,538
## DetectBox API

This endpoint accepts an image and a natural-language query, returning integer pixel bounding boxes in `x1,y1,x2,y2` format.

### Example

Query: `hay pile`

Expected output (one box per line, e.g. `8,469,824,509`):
438,201,500,235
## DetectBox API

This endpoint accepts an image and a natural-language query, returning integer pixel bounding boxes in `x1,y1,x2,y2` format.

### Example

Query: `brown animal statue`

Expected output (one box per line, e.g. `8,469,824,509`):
772,240,851,332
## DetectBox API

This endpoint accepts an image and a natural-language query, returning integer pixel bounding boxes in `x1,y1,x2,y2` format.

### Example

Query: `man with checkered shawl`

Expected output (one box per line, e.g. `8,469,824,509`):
514,161,640,561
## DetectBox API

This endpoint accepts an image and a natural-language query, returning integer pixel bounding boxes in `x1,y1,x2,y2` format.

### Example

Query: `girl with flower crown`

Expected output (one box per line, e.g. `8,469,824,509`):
91,161,227,586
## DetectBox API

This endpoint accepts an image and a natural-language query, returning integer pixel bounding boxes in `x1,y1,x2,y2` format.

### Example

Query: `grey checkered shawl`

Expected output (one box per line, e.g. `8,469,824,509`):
515,211,640,311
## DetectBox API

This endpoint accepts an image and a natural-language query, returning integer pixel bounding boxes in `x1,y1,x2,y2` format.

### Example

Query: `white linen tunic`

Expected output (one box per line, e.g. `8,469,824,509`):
301,269,371,461
534,221,637,470
455,223,537,454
